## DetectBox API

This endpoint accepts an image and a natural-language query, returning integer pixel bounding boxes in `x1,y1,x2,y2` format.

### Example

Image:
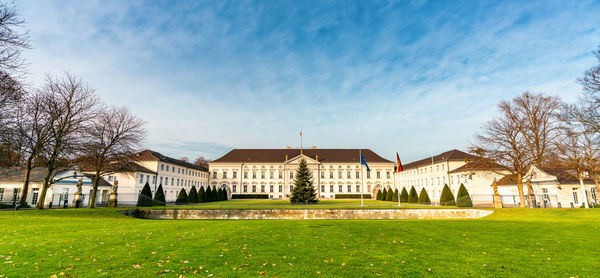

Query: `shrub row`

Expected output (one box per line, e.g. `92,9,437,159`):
334,194,372,199
136,183,229,207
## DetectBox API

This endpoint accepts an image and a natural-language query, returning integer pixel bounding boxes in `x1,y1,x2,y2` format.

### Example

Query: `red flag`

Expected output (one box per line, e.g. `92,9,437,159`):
396,153,403,173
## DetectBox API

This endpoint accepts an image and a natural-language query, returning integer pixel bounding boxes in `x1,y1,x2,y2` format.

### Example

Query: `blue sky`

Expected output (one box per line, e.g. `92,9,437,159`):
19,0,600,162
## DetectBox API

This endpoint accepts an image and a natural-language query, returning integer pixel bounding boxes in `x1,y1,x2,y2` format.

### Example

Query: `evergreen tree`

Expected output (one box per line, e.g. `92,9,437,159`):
408,186,418,203
206,186,213,202
153,184,166,206
400,188,409,203
222,187,228,201
456,183,473,207
217,188,223,201
392,189,399,202
440,184,456,206
290,159,318,203
175,188,189,205
385,187,393,201
188,186,199,203
198,186,206,203
418,188,431,204
382,188,388,201
136,182,153,207
376,189,382,200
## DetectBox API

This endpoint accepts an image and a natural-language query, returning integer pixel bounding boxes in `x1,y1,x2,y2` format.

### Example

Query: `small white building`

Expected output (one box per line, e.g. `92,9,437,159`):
209,148,394,199
0,167,112,208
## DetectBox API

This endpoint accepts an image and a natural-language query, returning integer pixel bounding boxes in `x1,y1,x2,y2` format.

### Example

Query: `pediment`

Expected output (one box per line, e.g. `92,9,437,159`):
285,154,319,165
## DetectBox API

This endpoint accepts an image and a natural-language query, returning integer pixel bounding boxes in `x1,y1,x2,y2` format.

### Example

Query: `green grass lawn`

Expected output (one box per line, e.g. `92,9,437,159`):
1,207,599,277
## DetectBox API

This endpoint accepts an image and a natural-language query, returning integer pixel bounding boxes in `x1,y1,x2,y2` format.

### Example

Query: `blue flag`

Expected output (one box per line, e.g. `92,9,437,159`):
360,151,370,172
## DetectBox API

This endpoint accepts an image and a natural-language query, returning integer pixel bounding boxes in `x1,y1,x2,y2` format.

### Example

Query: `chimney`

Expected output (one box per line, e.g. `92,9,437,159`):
286,145,291,149
312,146,317,149
285,154,288,160
316,154,319,161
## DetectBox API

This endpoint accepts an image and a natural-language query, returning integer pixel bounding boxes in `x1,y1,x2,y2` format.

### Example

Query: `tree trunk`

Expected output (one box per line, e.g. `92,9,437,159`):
19,156,34,206
594,173,599,203
516,172,526,208
527,179,535,208
36,163,54,209
89,171,101,208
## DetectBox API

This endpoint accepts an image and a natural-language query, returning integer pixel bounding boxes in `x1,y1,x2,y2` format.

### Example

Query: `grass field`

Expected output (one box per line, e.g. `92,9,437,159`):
1,204,599,277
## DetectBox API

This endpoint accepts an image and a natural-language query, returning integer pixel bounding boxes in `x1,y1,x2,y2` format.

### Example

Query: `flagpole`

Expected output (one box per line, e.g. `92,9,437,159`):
360,150,364,207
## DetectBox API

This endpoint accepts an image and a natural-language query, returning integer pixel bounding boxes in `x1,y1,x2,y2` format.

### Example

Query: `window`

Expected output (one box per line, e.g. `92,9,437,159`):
347,171,351,179
573,188,579,203
152,176,156,185
161,164,164,171
212,172,217,179
223,172,227,179
330,171,333,178
278,171,283,178
367,184,371,192
244,171,248,179
436,165,439,171
172,166,175,172
321,171,325,179
437,177,440,185
270,185,274,192
261,171,265,179
356,185,360,192
177,179,180,186
338,185,343,192
31,188,39,205
356,171,360,179
592,187,597,202
441,164,444,170
243,185,248,193
290,172,293,178
233,184,237,192
270,171,274,179
279,185,283,192
377,171,381,179
166,165,169,171
233,171,237,179
321,185,326,192
386,171,390,179
330,185,334,192
338,171,342,178
160,177,163,185
252,185,257,193
178,168,180,174
253,171,257,179
348,185,352,192
139,174,143,183
261,185,265,193
367,172,371,179
171,178,174,185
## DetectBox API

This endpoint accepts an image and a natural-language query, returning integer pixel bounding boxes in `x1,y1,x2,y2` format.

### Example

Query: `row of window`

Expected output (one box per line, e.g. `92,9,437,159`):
213,170,391,180
399,174,468,187
159,163,207,178
229,183,373,193
138,174,207,188
400,164,446,176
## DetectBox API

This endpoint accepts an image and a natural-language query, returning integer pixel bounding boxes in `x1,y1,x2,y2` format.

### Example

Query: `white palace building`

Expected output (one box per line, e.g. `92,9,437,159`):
209,148,395,199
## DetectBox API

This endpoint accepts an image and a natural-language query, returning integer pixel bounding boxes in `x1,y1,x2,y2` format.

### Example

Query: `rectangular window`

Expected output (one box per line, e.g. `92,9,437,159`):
244,171,248,179
177,179,180,186
279,185,283,192
330,171,333,178
573,188,579,203
253,171,257,179
321,185,325,192
356,185,360,192
223,172,227,179
348,185,352,192
252,185,257,193
166,165,169,171
290,172,293,178
387,171,390,179
356,171,360,179
31,188,39,205
160,177,163,185
261,171,265,179
278,171,283,178
270,185,274,192
377,172,381,179
321,171,325,178
261,185,265,193
161,164,164,171
330,185,334,192
171,178,174,185
233,171,237,179
338,171,342,178
233,184,237,192
243,185,247,193
152,176,156,185
367,172,371,179
338,185,343,192
347,171,351,179
138,174,143,183
270,171,274,179
212,172,217,179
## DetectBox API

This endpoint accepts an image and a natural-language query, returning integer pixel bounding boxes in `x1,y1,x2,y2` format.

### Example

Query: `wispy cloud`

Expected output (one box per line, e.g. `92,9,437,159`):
19,0,600,162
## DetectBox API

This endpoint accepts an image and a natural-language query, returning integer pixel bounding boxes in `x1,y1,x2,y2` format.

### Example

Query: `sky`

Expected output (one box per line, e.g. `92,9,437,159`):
17,0,600,163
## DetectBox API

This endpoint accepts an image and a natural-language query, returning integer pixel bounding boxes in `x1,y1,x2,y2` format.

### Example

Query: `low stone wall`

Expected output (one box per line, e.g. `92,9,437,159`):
124,209,494,220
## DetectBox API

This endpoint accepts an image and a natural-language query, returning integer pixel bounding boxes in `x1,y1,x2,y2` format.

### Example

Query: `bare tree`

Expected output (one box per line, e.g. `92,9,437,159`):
471,99,533,208
194,156,211,168
179,156,189,163
78,105,146,208
569,45,600,133
36,73,98,209
0,2,30,75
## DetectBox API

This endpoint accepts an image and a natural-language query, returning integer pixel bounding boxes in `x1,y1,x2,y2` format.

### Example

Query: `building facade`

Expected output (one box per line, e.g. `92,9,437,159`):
106,150,210,203
209,148,394,199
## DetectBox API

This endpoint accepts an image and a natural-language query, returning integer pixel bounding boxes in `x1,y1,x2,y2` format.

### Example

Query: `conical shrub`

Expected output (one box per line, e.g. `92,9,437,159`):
408,186,418,203
376,190,382,200
153,184,166,206
456,183,473,207
418,188,431,205
136,182,153,207
392,189,399,202
222,187,228,200
188,186,199,203
175,188,189,205
385,188,393,201
198,186,206,203
400,188,409,203
382,188,388,201
206,186,213,202
440,184,456,206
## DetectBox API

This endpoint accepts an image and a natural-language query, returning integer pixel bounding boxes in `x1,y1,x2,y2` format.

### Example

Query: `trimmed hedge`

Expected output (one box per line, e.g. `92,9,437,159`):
198,186,205,203
206,186,213,202
440,184,456,206
400,188,408,203
418,188,431,204
392,189,398,202
231,194,269,199
189,186,199,203
376,190,383,200
456,183,473,207
175,188,188,205
153,184,166,206
136,182,153,207
382,188,388,201
385,188,393,201
408,186,418,203
334,194,372,199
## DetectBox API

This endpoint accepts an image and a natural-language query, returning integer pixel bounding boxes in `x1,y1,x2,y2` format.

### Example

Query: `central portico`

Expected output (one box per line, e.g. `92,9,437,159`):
209,148,395,199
